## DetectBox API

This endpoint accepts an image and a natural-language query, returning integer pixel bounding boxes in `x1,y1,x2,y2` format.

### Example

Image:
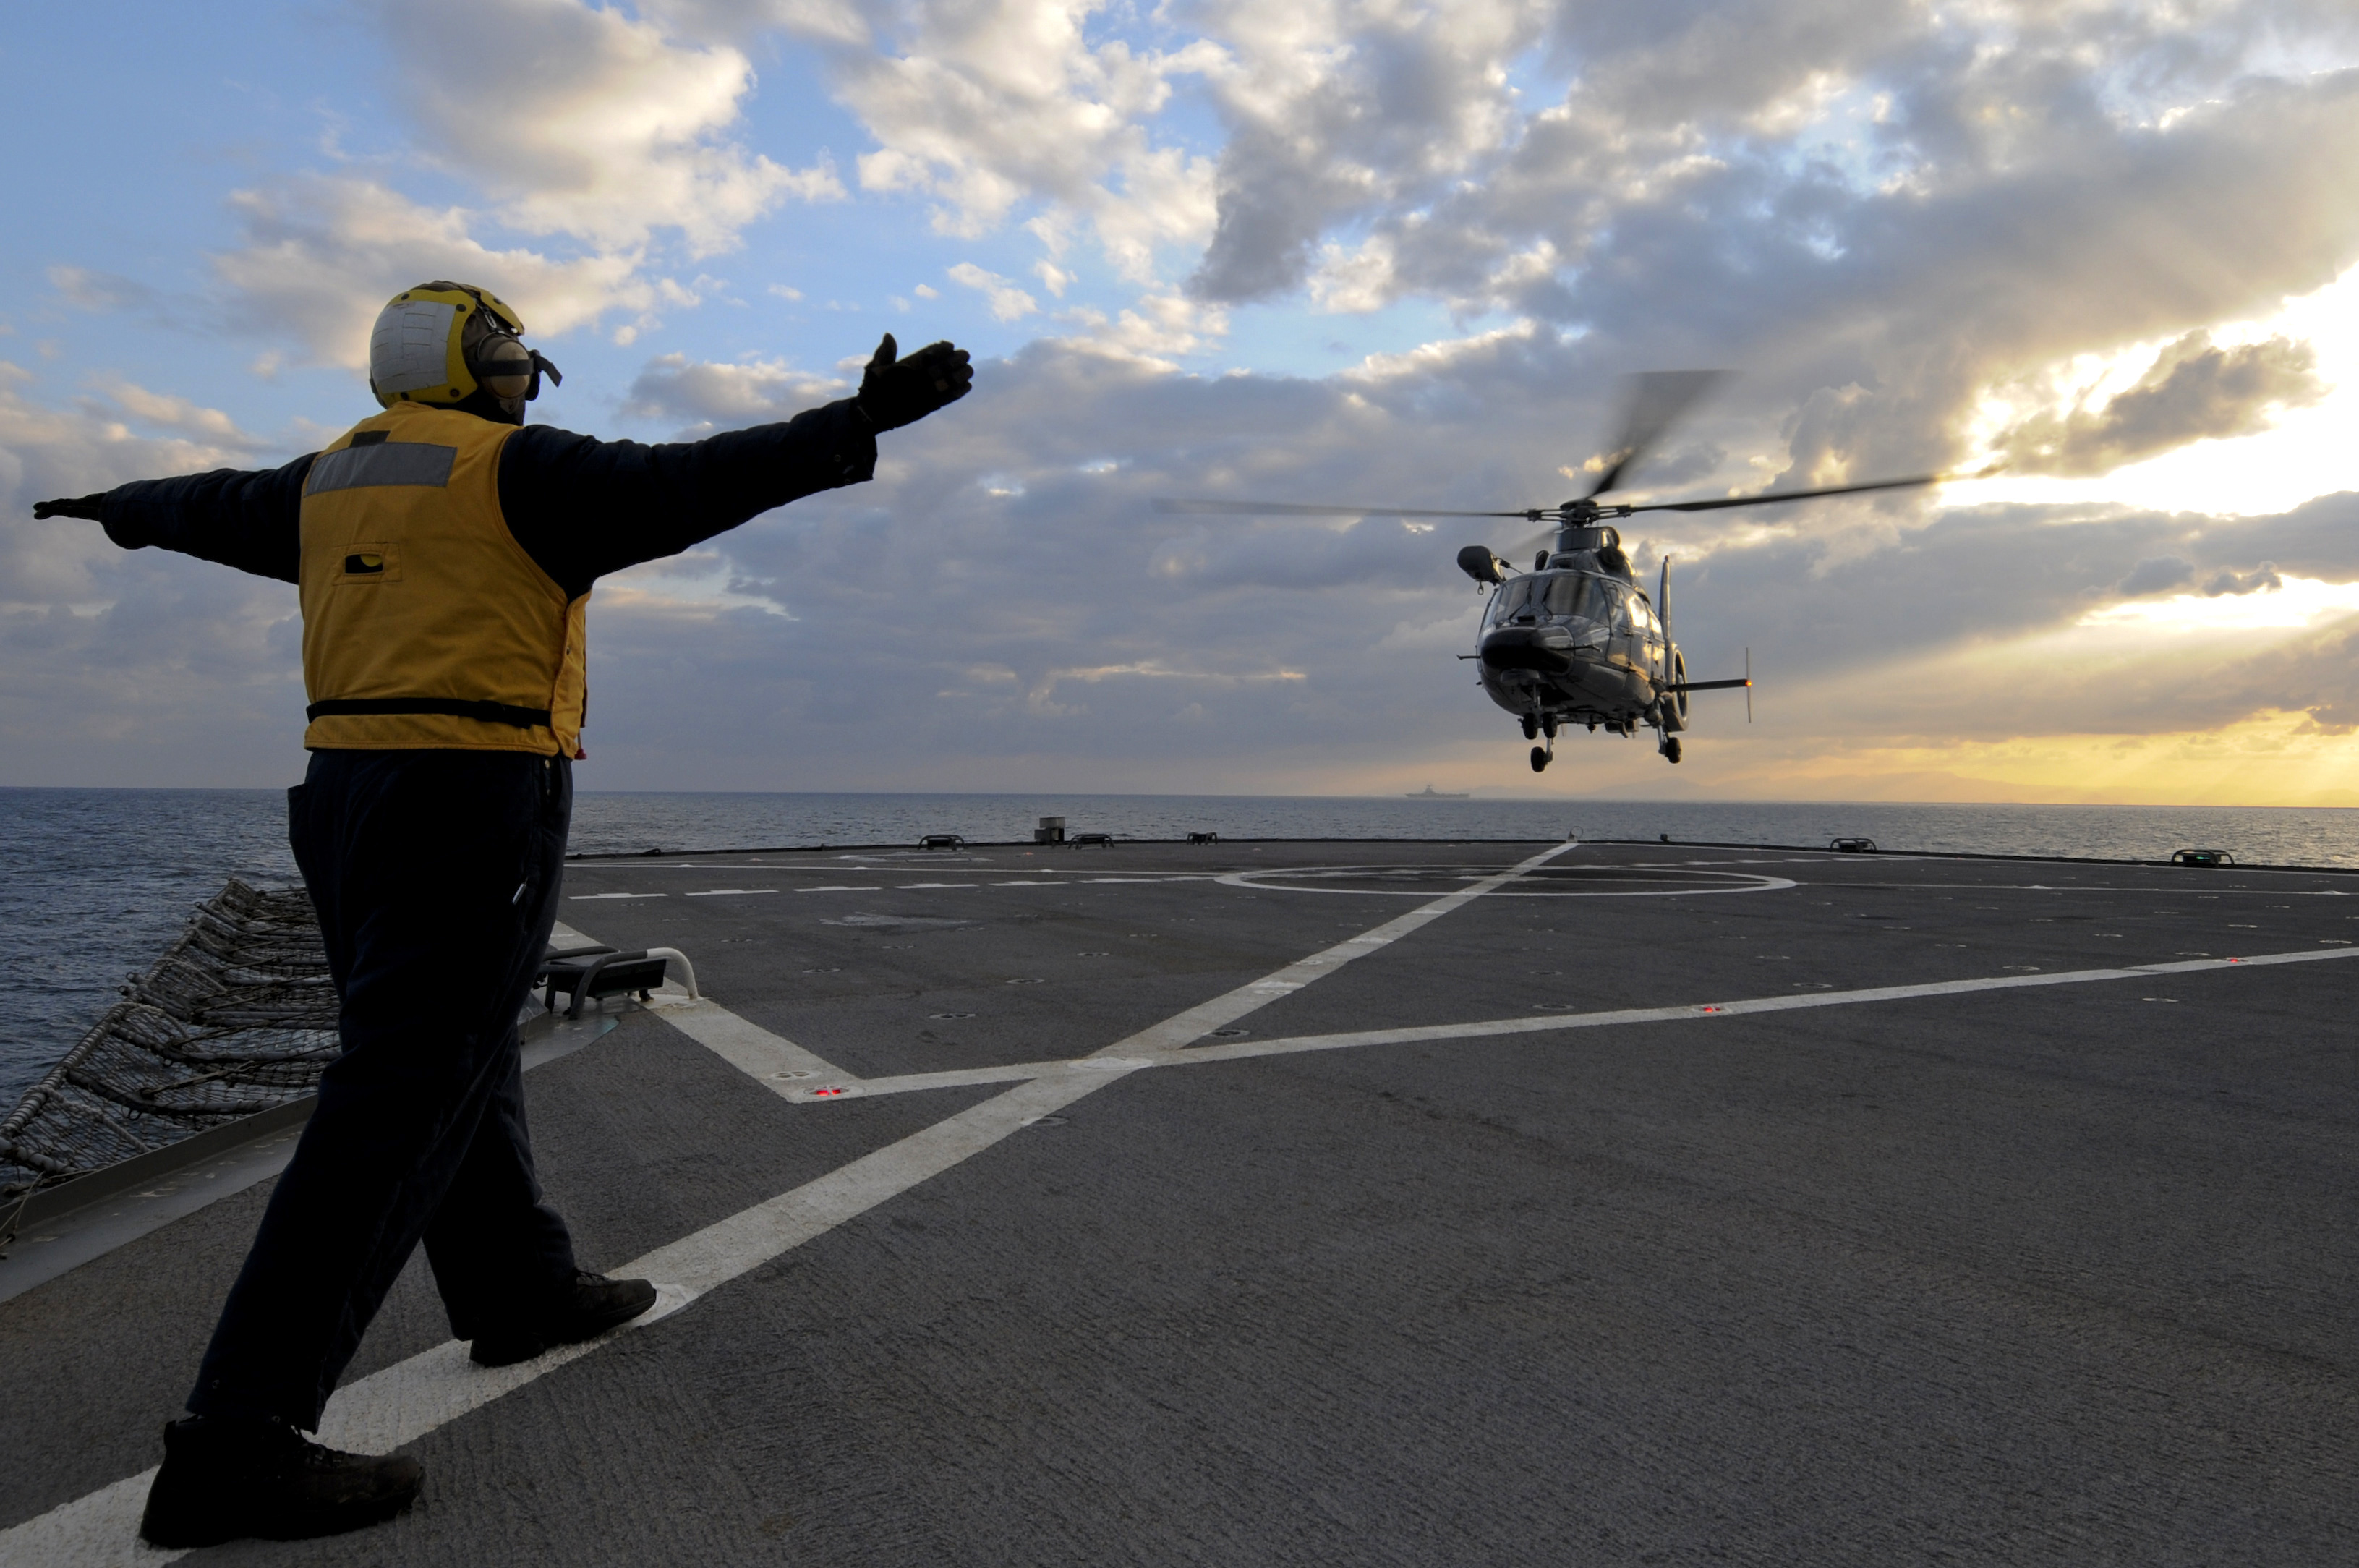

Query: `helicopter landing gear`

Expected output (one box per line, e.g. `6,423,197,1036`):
1521,714,1539,741
1541,715,1558,739
1530,745,1550,772
1661,736,1682,764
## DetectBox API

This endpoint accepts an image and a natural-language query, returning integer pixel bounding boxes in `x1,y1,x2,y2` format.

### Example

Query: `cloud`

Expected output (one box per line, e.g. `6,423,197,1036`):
210,175,656,370
1995,332,2327,475
620,351,848,433
1188,0,1539,303
946,262,1038,321
0,365,274,532
2271,618,2359,734
1146,14,2359,504
694,2,2359,527
2119,555,2196,597
636,0,870,48
830,0,1221,280
74,380,269,453
2203,561,2283,597
373,0,842,256
150,0,850,380
0,366,307,783
1030,290,1232,370
46,266,159,315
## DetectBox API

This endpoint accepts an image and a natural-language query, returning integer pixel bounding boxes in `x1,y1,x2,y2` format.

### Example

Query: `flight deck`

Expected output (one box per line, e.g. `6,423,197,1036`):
3,838,2354,1564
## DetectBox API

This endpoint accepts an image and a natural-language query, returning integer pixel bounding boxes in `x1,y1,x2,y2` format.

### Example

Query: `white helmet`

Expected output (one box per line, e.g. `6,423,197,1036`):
367,281,560,416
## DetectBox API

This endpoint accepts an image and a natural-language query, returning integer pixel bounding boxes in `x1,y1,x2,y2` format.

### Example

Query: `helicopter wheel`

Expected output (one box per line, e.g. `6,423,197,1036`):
1663,738,1682,764
1540,715,1558,739
1521,714,1538,741
1529,746,1549,773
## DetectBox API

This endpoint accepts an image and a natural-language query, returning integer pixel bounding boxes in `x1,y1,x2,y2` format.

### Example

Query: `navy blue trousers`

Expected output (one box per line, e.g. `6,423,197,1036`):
188,749,579,1431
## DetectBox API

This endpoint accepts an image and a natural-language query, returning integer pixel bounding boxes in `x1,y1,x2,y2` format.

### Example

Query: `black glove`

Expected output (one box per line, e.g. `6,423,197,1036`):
856,333,972,432
33,493,108,521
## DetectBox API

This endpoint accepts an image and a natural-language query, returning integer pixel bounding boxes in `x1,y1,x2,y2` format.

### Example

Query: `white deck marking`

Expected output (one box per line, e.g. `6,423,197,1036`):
1068,843,1579,1062
0,845,1575,1564
684,888,777,897
651,1002,853,1086
827,943,2359,1099
1216,865,1795,898
568,892,666,900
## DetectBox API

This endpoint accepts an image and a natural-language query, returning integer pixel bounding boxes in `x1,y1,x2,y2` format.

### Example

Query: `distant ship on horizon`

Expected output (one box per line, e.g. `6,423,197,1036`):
1405,784,1472,798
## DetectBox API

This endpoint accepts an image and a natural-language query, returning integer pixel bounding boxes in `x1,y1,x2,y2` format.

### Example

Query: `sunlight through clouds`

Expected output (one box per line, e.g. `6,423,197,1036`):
1947,261,2359,519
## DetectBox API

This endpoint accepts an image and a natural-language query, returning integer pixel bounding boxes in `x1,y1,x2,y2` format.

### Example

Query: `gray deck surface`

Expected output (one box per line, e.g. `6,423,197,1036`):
2,839,2354,1564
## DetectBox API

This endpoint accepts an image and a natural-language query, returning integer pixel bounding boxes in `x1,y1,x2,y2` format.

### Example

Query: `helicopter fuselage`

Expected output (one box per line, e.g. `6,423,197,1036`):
1474,548,1687,741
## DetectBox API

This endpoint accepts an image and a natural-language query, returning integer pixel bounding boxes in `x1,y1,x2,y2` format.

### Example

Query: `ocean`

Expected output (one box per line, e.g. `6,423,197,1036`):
5,786,2355,1111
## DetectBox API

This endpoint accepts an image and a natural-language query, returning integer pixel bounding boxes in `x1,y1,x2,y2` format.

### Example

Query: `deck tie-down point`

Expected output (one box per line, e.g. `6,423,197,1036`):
538,945,700,1018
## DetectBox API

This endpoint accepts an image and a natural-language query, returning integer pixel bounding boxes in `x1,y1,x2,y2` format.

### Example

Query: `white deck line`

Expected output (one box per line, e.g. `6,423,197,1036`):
651,1002,853,1087
1,845,1576,1564
829,942,2359,1096
1214,868,1795,898
764,842,1582,1102
1075,842,1579,1060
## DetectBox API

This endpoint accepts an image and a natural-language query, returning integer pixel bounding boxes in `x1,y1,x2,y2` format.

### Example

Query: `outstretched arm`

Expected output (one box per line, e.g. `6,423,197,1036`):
34,456,315,584
499,335,973,598
33,335,974,596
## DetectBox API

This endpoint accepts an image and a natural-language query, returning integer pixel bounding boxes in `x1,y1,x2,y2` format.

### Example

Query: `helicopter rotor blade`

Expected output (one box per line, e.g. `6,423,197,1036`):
1623,472,1942,515
1153,498,1535,519
1582,370,1726,499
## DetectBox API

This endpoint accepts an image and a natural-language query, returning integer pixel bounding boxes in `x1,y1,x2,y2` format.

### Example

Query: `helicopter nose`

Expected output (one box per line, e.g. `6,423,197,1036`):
1479,626,1578,674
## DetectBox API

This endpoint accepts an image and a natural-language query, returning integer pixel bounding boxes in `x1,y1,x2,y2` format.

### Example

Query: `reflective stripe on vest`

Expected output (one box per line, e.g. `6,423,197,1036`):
298,403,588,755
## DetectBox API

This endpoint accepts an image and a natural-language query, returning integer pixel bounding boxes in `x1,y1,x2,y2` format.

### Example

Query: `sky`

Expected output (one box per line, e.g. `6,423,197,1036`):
5,0,2359,805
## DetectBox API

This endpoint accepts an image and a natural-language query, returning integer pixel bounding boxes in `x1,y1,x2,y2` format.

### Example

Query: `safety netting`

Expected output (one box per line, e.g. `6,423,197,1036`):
0,879,336,1207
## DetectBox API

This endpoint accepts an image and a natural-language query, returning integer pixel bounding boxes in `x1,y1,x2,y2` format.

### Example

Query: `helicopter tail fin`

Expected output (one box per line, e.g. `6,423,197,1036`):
1658,555,1672,684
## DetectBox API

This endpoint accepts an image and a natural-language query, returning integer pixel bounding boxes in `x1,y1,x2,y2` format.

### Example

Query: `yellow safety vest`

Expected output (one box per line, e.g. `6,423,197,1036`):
298,402,587,755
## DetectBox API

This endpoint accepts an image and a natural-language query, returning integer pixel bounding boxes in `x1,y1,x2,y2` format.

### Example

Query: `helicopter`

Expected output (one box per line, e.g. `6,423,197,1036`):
1156,372,1945,772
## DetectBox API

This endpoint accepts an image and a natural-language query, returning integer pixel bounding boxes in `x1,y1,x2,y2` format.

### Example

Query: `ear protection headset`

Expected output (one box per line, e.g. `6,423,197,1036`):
368,282,563,409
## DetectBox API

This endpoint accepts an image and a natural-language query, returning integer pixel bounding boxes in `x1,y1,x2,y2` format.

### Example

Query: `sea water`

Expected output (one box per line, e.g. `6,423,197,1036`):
4,787,2355,1109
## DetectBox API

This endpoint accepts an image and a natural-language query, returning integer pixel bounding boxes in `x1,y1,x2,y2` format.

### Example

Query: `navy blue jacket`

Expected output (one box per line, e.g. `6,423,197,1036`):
96,401,876,599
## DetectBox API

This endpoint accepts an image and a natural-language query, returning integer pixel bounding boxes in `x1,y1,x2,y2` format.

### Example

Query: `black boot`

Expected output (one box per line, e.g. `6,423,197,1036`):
139,1414,422,1547
470,1270,658,1367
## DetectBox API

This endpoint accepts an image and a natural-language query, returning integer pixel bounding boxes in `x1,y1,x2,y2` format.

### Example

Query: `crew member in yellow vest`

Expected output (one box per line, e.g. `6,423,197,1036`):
35,281,971,1548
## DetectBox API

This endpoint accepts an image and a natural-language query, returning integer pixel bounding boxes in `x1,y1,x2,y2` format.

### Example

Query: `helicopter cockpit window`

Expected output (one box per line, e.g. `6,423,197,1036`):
1540,574,1618,622
1486,577,1541,623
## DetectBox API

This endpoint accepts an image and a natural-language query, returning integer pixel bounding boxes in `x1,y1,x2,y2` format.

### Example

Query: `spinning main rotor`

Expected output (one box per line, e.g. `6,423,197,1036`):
1153,370,1949,541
